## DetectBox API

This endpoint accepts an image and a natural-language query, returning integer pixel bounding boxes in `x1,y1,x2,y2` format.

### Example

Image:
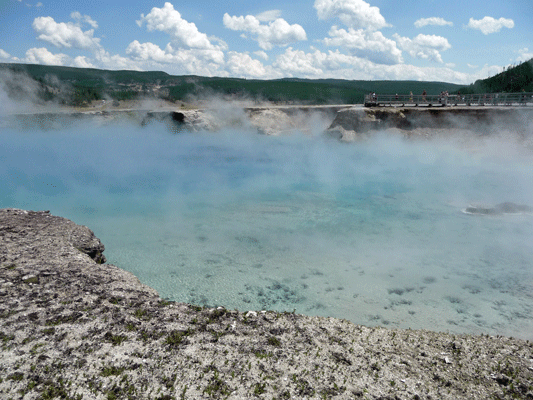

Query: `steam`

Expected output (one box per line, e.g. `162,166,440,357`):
1,102,533,338
0,69,44,115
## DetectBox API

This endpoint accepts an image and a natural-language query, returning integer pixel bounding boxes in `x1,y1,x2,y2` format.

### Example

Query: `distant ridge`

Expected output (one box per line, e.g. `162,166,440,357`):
0,62,463,106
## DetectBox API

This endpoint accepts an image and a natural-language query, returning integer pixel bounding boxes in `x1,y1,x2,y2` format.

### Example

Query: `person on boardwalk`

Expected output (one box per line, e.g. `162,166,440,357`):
422,90,427,102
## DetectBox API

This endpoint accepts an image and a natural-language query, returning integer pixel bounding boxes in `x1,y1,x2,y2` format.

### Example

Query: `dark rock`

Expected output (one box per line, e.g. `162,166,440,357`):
465,202,532,215
171,111,185,122
494,374,511,386
493,202,533,213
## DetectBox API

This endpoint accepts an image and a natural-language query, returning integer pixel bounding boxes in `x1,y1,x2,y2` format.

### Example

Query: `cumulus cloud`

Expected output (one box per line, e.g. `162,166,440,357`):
22,46,132,71
137,2,225,51
27,12,145,72
24,47,69,65
516,48,533,62
0,49,11,60
126,41,174,63
323,26,402,64
314,0,390,30
93,48,142,71
273,47,326,76
72,56,95,68
414,17,453,28
125,40,224,75
32,16,101,50
393,33,451,63
254,51,269,60
223,13,307,50
131,3,230,74
272,46,481,83
70,11,98,29
467,16,514,35
273,47,377,79
226,52,273,78
255,10,282,22
128,40,224,64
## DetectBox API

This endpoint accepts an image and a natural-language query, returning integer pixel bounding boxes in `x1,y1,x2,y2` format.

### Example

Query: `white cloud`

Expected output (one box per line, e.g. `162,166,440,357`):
467,63,479,69
27,12,146,72
126,41,175,63
323,26,402,64
0,49,11,60
255,10,282,22
128,39,224,64
132,3,229,75
273,47,377,79
137,2,224,51
32,16,101,50
271,46,476,83
273,47,326,76
73,56,95,68
24,47,69,65
254,51,269,60
393,33,451,63
36,2,43,7
223,13,307,50
125,40,225,75
414,17,453,28
314,0,390,30
70,11,98,29
226,52,271,78
471,63,506,81
94,48,142,71
467,16,514,35
516,48,533,62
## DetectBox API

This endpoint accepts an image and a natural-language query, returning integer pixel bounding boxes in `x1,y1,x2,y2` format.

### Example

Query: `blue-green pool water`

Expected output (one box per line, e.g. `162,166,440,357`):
2,120,532,338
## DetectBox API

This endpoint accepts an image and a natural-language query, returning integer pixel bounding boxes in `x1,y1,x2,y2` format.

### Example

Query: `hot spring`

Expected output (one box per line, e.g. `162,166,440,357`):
1,116,532,339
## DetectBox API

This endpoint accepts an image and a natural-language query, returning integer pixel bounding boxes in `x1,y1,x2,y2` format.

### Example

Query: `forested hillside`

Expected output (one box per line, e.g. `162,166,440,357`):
0,62,468,106
458,58,533,94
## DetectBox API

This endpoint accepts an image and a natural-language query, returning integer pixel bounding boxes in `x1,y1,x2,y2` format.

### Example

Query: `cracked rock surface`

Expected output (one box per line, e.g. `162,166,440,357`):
1,208,532,399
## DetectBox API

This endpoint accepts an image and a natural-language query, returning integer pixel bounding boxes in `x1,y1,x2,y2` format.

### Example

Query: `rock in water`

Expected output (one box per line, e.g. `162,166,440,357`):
493,202,532,214
464,202,532,215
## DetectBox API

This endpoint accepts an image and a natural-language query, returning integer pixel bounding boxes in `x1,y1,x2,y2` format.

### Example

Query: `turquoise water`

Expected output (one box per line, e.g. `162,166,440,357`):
1,119,532,338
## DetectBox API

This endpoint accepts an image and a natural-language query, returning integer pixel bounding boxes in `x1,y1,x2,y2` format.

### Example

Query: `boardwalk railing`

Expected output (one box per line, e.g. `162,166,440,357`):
364,92,533,107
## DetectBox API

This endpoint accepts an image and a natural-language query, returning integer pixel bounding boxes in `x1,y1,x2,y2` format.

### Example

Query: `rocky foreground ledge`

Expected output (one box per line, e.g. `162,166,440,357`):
1,209,532,400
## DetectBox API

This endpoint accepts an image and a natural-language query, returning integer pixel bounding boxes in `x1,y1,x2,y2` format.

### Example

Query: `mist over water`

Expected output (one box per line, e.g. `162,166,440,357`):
1,118,532,338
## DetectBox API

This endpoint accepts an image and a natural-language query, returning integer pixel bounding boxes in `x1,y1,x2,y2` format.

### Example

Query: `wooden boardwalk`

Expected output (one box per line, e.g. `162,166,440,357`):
364,92,533,107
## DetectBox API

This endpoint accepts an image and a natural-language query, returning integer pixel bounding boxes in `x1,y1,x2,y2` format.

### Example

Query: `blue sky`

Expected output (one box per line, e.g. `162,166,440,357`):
0,0,531,84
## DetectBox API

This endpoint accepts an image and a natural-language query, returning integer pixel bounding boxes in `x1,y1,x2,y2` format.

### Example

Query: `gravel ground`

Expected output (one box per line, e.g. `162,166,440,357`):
1,208,532,400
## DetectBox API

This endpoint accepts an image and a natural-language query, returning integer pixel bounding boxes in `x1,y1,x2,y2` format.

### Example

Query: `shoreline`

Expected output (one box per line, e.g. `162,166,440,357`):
4,102,533,140
1,208,532,399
